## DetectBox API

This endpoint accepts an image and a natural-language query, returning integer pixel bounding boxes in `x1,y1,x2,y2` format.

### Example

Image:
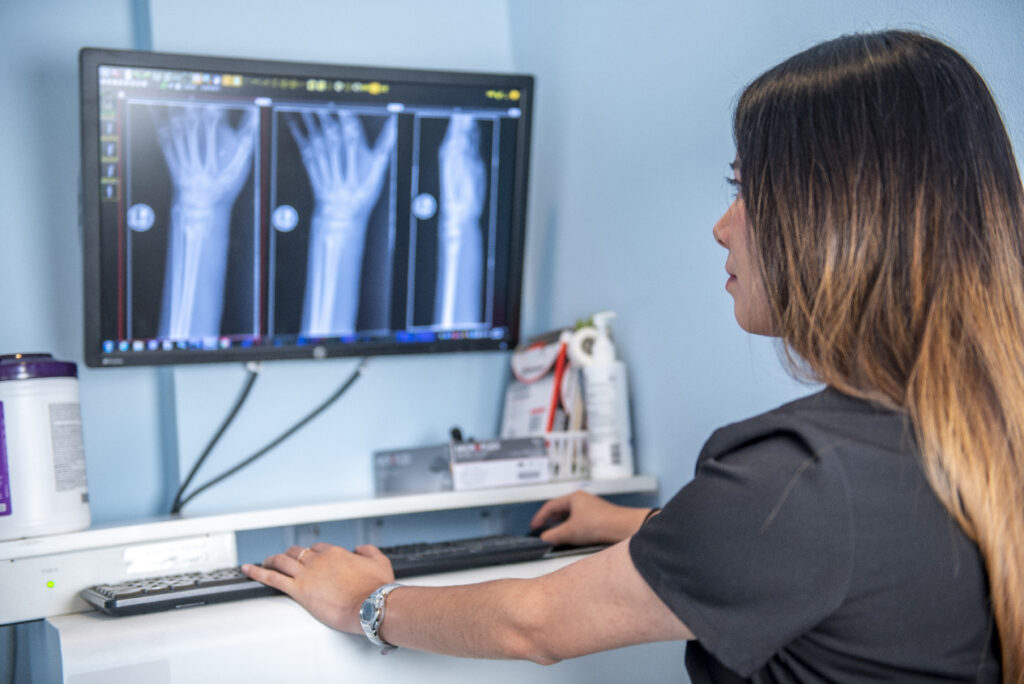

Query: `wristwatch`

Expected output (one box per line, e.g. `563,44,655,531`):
359,583,403,654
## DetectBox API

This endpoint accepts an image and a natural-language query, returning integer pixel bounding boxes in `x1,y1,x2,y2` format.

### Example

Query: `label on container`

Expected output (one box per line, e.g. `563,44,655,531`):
0,401,11,516
49,402,87,492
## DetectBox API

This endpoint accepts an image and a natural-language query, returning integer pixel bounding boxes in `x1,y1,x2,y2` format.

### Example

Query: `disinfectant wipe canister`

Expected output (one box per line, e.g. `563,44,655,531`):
0,354,91,541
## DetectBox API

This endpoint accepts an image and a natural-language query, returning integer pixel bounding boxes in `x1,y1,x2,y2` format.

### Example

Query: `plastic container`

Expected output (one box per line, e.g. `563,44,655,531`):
541,430,588,480
576,312,635,479
0,353,91,541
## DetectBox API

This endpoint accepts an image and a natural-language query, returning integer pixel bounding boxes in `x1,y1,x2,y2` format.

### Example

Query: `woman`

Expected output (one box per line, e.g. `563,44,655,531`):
244,30,1022,682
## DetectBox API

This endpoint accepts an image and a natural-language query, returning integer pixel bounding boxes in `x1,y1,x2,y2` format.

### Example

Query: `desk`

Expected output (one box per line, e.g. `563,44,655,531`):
0,475,657,626
36,554,683,683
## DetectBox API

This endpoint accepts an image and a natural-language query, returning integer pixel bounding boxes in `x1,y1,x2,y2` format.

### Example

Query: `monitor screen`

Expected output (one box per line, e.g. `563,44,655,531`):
79,48,533,367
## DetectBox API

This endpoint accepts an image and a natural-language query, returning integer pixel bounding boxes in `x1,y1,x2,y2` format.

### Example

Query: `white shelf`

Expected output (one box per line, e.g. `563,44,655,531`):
0,475,657,561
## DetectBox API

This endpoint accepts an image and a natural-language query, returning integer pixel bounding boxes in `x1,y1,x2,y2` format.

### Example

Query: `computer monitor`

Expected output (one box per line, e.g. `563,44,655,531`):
79,48,533,367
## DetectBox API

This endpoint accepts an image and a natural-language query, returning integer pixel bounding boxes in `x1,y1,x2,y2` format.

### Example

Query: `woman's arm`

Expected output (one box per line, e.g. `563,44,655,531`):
381,540,693,663
243,538,692,664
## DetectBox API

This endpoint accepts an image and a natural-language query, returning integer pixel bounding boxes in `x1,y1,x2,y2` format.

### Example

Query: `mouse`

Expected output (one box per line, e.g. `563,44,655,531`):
527,525,549,538
527,514,567,538
529,523,610,556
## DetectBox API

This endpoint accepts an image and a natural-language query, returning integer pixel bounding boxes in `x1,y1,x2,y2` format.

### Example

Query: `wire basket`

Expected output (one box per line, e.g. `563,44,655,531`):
541,431,588,481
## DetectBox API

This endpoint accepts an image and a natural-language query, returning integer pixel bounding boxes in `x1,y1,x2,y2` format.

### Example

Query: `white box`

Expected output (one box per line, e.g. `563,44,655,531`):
450,438,549,491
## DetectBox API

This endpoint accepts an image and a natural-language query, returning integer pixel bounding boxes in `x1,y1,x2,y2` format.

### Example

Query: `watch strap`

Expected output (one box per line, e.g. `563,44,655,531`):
360,582,403,654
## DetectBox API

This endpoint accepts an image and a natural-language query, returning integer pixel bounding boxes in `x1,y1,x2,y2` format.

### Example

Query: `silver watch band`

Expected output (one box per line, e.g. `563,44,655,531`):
360,582,403,654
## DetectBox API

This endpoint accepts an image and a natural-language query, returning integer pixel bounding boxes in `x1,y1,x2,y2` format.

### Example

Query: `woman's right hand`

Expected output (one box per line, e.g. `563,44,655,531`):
530,490,653,547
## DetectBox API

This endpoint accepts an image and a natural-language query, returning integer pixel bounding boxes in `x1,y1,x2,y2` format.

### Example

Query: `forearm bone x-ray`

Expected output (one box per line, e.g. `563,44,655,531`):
157,105,257,339
288,110,398,337
435,113,486,328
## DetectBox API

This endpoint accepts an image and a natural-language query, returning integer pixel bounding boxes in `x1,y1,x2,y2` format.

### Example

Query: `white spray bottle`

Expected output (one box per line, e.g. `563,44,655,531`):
579,311,634,479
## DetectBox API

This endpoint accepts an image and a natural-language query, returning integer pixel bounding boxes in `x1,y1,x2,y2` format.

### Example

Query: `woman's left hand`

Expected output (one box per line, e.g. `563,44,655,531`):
242,542,394,634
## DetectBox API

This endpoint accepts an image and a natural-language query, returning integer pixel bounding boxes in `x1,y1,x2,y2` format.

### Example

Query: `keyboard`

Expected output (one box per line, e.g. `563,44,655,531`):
385,533,552,577
80,566,281,617
81,534,570,617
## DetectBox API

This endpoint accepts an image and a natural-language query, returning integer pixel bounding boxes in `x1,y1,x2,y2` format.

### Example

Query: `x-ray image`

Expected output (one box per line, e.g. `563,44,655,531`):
271,108,397,337
411,114,493,329
123,102,258,340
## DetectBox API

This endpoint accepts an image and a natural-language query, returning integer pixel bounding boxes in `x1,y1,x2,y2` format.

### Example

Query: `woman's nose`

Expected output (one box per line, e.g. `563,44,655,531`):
713,212,729,248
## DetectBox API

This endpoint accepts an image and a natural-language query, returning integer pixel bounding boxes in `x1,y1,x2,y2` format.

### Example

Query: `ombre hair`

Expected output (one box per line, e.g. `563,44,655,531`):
735,30,1024,681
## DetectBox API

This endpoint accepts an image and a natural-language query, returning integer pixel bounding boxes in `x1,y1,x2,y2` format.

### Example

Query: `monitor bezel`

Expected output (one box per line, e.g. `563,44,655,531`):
79,47,533,368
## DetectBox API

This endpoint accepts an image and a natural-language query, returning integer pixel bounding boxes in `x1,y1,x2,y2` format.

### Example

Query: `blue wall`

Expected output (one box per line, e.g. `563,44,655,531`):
1,1,1021,527
2,2,1022,681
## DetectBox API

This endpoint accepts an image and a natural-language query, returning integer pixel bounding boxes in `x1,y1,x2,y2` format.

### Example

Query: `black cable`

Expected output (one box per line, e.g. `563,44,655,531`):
171,362,262,514
174,358,367,513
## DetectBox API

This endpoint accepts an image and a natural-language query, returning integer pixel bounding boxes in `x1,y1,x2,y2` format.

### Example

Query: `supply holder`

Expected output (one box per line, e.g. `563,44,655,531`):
539,430,588,481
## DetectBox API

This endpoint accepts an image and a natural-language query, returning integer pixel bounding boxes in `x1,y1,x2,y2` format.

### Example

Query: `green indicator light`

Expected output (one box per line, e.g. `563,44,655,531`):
46,581,55,589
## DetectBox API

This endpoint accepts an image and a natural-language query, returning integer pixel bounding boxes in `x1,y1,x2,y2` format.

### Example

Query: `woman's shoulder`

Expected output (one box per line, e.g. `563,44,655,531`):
700,387,914,466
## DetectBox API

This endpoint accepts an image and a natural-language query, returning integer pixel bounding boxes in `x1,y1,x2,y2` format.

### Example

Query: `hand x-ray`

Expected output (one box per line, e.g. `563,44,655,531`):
411,114,494,330
271,108,496,337
275,109,397,338
118,101,503,343
123,102,258,341
436,114,487,327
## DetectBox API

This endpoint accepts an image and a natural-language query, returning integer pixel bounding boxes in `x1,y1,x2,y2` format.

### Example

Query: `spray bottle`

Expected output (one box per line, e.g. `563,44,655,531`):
578,311,634,479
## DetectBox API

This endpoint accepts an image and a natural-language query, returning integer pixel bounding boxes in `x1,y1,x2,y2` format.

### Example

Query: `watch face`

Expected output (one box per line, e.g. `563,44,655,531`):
360,600,377,624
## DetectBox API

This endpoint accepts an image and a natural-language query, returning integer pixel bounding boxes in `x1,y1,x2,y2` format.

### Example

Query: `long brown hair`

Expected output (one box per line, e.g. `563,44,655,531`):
735,30,1024,681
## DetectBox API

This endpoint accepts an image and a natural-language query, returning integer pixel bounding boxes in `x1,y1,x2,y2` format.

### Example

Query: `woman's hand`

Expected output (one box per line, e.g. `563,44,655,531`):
242,542,394,634
530,490,653,547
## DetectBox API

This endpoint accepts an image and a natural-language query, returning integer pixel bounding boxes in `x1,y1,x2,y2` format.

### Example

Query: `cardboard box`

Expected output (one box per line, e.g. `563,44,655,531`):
373,443,453,496
450,437,549,490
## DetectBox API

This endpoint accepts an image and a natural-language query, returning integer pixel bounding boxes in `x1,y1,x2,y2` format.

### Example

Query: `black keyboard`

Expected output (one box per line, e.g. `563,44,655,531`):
80,566,281,616
81,534,559,617
384,533,552,577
